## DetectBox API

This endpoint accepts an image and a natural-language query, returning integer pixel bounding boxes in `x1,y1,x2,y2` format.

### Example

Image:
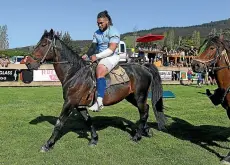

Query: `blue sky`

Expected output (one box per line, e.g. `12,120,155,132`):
1,0,229,48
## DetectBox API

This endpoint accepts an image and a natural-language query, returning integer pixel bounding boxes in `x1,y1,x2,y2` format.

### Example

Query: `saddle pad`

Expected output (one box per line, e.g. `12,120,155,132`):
105,66,130,87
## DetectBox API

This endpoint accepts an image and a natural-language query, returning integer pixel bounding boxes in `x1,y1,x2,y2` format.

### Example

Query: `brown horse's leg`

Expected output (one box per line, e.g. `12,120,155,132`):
222,107,230,163
206,88,225,106
78,108,98,146
41,101,72,152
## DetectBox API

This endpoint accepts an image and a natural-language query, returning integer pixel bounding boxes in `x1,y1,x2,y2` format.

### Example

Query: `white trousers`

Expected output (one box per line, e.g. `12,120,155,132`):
98,55,120,72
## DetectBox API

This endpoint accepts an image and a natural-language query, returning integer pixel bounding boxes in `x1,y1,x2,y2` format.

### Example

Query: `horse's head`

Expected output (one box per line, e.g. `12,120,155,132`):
25,29,60,70
191,35,229,73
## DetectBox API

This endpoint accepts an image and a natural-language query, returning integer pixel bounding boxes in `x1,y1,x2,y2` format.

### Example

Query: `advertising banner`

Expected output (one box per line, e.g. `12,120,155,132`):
0,69,19,81
180,71,198,80
159,71,172,81
180,71,187,80
33,70,59,81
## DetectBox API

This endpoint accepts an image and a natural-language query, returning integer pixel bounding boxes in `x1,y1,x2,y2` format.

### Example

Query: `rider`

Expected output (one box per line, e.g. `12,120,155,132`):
82,10,120,111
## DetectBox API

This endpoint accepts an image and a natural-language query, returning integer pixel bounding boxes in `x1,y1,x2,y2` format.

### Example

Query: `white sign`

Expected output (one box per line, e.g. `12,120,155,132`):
159,71,172,81
33,70,59,81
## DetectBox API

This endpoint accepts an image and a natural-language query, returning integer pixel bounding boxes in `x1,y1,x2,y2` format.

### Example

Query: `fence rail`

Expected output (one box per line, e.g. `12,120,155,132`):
0,64,191,86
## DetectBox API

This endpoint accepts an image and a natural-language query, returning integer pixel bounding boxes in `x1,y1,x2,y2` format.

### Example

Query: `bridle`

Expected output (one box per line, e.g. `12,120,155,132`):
33,36,69,65
192,42,230,72
193,41,230,104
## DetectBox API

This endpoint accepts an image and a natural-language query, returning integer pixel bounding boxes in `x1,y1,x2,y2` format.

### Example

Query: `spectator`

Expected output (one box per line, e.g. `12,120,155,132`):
0,55,10,67
148,52,155,64
138,46,144,57
187,69,193,85
197,72,202,87
208,71,217,85
138,46,145,63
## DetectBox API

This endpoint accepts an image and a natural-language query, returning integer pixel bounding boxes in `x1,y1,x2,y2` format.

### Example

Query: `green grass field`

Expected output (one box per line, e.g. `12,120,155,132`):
0,85,229,165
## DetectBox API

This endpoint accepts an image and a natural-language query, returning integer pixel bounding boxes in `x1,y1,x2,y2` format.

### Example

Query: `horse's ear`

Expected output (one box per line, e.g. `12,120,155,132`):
43,29,48,35
50,29,54,36
220,34,224,41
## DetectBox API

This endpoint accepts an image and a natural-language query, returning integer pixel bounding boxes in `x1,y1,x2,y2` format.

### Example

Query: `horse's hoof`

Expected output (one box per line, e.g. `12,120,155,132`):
221,160,230,165
131,135,141,142
221,156,230,165
161,128,168,133
88,140,97,147
142,128,154,137
206,89,212,96
40,145,50,152
88,143,97,147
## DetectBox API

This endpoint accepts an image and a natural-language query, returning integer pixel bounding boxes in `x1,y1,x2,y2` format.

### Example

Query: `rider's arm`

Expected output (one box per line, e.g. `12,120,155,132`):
86,33,98,57
95,43,117,59
86,43,97,57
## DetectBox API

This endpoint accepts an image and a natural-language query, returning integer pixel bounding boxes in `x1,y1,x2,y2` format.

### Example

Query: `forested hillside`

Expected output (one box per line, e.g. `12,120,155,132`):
1,18,230,56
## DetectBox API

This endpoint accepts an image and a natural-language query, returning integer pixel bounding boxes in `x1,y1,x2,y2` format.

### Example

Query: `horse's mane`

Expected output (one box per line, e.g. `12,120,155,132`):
223,39,230,53
40,30,86,72
55,36,91,81
199,36,230,54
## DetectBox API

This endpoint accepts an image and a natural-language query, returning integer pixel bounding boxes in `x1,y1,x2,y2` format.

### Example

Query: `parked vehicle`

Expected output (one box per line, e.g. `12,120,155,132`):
118,41,128,63
10,56,24,64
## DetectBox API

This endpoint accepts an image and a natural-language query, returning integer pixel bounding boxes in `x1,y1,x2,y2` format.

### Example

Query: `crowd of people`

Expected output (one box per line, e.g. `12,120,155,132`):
135,44,198,67
186,68,217,87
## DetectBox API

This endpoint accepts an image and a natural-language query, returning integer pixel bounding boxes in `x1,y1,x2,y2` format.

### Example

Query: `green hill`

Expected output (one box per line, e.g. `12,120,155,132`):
121,18,230,47
122,18,230,38
9,18,230,53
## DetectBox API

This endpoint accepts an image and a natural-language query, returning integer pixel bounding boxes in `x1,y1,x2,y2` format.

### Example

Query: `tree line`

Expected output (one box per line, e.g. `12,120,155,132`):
126,27,230,51
1,18,230,56
0,25,9,50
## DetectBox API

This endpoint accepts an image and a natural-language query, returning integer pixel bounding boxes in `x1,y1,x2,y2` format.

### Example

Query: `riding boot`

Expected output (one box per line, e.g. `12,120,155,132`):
88,97,104,112
88,77,106,112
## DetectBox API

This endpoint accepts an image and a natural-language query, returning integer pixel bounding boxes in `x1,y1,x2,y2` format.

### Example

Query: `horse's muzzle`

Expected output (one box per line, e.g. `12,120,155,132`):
26,62,40,70
191,60,206,73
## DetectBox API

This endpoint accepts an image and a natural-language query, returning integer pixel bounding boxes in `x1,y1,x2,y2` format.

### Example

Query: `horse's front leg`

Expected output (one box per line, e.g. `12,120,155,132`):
41,101,72,152
206,88,225,106
78,108,98,146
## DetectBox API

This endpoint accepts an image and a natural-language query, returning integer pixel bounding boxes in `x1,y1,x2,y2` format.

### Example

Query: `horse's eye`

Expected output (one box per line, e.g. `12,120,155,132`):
210,47,215,50
41,43,47,47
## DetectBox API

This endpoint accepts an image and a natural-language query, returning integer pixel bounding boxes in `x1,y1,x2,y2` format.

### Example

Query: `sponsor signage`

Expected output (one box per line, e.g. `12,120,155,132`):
159,71,172,80
180,71,198,80
0,69,19,81
180,71,187,80
33,70,59,81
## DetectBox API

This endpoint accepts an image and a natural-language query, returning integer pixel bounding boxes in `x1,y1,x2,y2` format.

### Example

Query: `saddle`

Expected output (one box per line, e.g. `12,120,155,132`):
78,64,130,106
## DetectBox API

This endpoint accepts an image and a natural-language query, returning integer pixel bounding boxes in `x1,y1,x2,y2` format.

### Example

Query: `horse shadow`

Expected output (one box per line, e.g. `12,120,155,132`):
29,109,141,143
197,91,207,95
29,111,230,159
153,115,230,159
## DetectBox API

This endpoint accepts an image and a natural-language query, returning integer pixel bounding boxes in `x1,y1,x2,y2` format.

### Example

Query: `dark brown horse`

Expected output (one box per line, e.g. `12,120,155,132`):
25,29,166,152
191,35,230,163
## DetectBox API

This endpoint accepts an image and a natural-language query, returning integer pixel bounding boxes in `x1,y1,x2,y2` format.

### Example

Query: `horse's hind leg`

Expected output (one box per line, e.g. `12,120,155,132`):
133,102,150,142
78,108,98,146
41,101,72,152
126,94,150,142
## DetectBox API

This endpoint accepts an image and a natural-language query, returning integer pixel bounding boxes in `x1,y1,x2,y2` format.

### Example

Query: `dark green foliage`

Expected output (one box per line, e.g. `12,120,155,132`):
0,49,30,57
122,18,230,49
4,18,230,54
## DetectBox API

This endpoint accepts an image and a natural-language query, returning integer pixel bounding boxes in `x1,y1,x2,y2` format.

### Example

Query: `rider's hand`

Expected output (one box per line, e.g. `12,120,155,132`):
90,55,97,62
82,54,88,60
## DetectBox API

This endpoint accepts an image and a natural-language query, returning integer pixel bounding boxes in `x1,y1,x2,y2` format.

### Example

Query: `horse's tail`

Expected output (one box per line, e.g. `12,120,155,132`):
144,63,167,131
